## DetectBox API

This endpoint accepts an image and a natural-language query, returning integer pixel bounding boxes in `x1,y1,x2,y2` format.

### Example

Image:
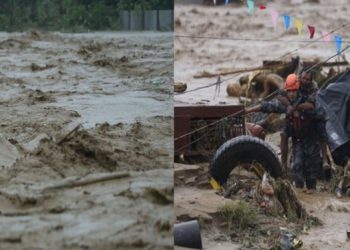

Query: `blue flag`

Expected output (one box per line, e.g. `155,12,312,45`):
247,0,254,13
335,35,343,54
283,15,290,31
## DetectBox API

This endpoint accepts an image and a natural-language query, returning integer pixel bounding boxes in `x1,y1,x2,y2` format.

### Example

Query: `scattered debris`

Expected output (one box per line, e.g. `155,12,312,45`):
43,171,130,191
261,172,274,196
30,63,55,72
57,124,82,145
174,82,187,93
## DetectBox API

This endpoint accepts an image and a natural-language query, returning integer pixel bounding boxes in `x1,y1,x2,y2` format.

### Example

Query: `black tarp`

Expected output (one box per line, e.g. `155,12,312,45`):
317,69,350,165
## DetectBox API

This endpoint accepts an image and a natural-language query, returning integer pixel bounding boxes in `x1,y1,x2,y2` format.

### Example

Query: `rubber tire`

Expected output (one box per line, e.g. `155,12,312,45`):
209,135,282,184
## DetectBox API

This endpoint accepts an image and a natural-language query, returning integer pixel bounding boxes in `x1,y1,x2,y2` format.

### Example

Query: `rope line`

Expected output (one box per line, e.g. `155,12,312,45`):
175,21,350,46
175,74,237,95
175,34,350,44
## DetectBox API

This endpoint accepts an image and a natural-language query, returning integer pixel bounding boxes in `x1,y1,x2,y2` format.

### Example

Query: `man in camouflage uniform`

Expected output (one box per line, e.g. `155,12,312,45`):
299,70,329,169
246,74,321,193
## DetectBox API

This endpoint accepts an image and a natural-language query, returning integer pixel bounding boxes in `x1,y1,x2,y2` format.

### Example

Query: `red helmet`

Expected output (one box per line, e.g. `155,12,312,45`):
284,74,300,90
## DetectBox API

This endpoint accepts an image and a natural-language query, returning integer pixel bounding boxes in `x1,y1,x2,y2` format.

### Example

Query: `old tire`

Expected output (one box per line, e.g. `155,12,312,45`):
209,135,282,184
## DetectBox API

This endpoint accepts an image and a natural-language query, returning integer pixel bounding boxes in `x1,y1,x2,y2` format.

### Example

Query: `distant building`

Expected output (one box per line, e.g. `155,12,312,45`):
175,0,203,4
175,0,234,5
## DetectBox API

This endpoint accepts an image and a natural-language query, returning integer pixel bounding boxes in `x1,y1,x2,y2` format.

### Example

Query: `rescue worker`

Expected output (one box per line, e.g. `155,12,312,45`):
277,70,330,171
300,70,329,170
245,74,321,193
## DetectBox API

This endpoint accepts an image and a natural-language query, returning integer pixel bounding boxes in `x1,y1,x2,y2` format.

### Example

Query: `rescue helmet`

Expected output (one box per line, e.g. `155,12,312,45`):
284,74,300,91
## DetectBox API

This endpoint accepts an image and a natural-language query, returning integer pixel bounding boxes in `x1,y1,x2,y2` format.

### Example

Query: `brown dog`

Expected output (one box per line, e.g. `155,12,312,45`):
226,72,284,99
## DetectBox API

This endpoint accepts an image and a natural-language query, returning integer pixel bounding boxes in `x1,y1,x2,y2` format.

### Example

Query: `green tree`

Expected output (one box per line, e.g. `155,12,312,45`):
36,0,60,30
0,0,173,32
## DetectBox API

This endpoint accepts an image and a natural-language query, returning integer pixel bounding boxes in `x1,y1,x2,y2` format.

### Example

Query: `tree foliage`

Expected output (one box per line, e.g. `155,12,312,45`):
0,0,173,31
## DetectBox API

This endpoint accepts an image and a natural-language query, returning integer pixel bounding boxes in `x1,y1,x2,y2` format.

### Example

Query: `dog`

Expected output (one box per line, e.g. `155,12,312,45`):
227,72,284,99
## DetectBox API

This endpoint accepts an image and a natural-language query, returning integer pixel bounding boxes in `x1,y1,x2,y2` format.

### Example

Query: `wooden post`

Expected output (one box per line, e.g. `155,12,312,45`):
157,9,160,31
171,9,174,31
128,10,131,30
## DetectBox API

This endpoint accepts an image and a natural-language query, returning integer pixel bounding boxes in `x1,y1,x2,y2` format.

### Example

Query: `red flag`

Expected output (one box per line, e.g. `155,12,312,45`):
308,25,315,39
259,5,266,10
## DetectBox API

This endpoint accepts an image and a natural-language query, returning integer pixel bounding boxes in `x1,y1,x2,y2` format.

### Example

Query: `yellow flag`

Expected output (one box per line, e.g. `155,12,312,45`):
209,177,221,190
296,19,303,35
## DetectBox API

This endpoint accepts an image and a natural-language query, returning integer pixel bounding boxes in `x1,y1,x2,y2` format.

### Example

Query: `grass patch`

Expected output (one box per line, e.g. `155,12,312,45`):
218,200,258,232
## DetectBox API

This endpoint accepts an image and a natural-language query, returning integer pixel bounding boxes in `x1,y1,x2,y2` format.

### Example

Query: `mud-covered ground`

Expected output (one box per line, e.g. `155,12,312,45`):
0,31,173,249
174,1,350,249
175,161,350,250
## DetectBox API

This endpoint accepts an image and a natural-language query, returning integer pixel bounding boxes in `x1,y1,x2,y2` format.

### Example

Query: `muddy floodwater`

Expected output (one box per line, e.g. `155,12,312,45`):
0,31,173,249
50,91,170,128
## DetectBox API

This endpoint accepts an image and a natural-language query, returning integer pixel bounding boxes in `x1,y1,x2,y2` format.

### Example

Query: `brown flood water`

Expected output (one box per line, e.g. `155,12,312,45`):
0,31,174,249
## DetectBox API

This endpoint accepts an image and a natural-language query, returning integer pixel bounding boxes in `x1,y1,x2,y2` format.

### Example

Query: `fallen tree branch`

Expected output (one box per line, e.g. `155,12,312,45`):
57,124,82,145
0,236,22,243
262,60,348,68
194,60,349,79
194,64,287,79
43,171,130,191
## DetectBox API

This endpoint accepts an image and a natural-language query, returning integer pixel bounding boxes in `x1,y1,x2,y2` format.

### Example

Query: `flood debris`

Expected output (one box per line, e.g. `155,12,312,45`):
279,229,303,250
331,160,350,198
57,124,82,145
174,82,187,93
175,159,327,249
30,63,55,72
43,171,130,191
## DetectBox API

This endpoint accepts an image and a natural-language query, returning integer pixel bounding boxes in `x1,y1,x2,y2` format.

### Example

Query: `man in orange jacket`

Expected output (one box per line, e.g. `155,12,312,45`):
245,74,321,193
278,70,329,171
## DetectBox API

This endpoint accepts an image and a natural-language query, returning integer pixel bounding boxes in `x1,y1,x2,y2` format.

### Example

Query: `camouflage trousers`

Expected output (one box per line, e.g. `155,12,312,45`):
292,140,321,189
